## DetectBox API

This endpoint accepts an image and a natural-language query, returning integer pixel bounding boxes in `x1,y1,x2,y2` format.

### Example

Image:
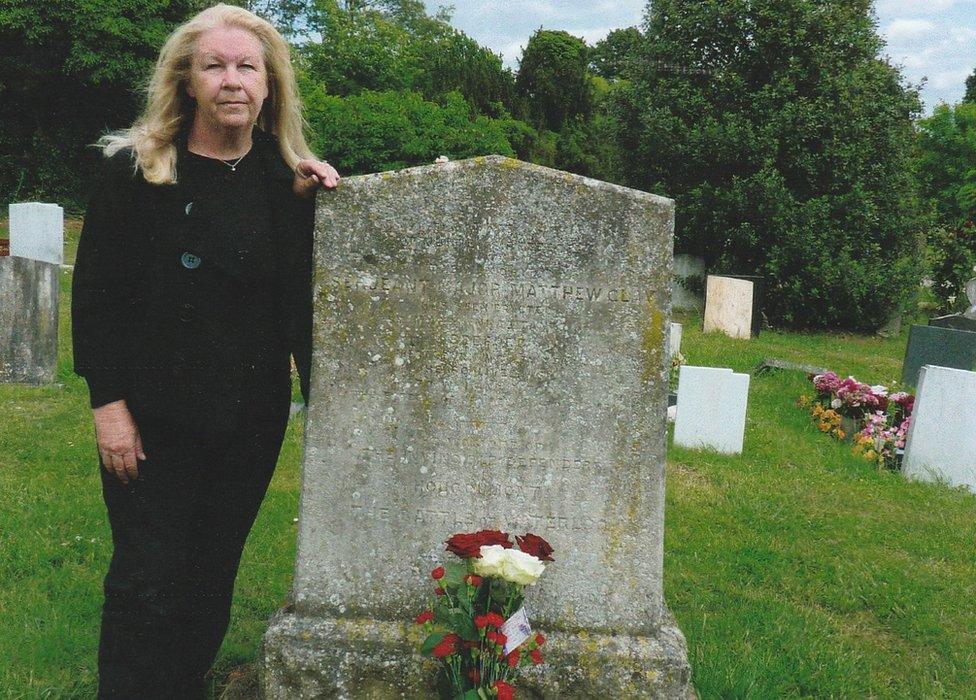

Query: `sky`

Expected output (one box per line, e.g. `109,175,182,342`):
423,0,976,114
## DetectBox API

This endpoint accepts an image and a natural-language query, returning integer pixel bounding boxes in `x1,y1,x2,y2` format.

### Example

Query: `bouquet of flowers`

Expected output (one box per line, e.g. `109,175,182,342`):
853,410,911,470
415,529,554,700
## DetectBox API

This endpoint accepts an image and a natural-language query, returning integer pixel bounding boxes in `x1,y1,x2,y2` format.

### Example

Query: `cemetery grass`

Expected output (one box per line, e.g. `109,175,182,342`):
0,221,973,698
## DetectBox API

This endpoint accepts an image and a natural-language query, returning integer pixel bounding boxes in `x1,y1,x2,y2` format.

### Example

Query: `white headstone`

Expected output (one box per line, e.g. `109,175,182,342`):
673,365,749,454
703,275,754,339
669,321,683,358
9,202,63,265
902,365,976,491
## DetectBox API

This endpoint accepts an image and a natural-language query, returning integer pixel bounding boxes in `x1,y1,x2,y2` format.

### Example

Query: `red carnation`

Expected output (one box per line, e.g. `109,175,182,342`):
431,566,445,580
515,533,554,561
414,610,433,624
486,631,498,645
465,574,483,586
535,633,546,647
506,649,520,667
494,680,515,700
435,588,445,596
530,649,543,665
432,633,459,658
495,632,508,648
445,529,513,558
485,612,505,628
475,615,489,629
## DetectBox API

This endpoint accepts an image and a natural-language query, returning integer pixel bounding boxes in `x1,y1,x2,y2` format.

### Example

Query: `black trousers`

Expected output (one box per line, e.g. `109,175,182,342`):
97,396,290,699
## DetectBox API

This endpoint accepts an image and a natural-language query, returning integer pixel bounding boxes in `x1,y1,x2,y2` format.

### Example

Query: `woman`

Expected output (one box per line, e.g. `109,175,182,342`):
71,5,338,697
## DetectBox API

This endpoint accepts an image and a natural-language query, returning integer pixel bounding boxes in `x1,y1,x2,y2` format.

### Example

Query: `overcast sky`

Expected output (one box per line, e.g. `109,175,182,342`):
423,0,976,114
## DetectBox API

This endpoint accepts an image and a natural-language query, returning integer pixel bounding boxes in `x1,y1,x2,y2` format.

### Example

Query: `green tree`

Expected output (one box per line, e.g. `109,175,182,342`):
302,88,517,174
0,0,203,208
916,102,976,311
611,0,924,330
590,27,642,82
965,67,976,103
515,29,593,132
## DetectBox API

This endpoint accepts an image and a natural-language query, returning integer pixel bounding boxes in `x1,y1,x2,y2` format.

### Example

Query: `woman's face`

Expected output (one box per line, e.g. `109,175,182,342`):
186,26,269,135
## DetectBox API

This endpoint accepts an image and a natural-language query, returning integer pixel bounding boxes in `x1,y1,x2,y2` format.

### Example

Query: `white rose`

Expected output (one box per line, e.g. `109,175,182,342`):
471,544,507,578
499,548,545,586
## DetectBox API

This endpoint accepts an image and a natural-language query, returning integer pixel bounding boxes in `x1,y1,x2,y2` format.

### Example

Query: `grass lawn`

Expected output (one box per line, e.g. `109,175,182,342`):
1,218,974,698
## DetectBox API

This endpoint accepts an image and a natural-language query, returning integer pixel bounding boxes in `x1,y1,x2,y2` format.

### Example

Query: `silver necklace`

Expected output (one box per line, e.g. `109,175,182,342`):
220,151,249,172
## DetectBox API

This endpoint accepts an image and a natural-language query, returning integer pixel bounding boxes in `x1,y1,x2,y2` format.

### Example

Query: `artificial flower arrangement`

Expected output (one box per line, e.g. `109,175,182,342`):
798,371,915,470
415,529,554,700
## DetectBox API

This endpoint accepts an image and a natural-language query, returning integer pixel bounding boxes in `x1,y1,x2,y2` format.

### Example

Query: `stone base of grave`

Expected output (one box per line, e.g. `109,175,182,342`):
262,607,692,699
0,257,59,384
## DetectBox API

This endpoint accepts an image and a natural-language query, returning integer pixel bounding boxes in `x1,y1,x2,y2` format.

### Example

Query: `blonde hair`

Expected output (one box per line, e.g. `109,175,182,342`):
99,3,313,184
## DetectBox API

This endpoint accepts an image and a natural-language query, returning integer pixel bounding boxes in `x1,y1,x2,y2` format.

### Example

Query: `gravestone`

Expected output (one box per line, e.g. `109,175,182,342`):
669,322,683,358
703,275,757,339
672,254,704,310
900,325,976,387
9,202,63,265
262,156,692,697
0,256,59,384
673,366,750,454
929,278,976,332
902,365,976,492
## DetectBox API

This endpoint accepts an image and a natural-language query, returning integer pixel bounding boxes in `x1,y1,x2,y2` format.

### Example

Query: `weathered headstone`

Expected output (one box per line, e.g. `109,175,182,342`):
929,278,976,332
902,365,976,492
900,325,976,387
0,256,59,384
672,254,704,310
9,202,63,265
262,156,692,697
669,321,683,358
703,275,756,339
673,366,750,454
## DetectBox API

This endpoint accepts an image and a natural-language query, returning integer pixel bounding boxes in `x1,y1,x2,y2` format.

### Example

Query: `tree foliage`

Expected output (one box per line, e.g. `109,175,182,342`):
0,0,204,209
611,0,925,330
965,67,976,103
515,30,593,132
590,27,642,82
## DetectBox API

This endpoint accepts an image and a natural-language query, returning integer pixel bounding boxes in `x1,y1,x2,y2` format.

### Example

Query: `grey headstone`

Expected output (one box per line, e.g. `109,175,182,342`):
754,358,829,376
901,325,976,387
262,156,692,697
672,253,704,310
902,365,976,492
669,321,683,358
9,202,63,265
0,257,59,384
673,366,750,454
703,275,755,339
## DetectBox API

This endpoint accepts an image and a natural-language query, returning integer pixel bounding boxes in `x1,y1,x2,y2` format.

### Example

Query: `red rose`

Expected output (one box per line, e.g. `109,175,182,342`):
494,680,515,700
432,634,459,658
475,615,489,629
465,574,483,586
535,633,546,647
431,566,445,580
415,610,433,624
506,649,520,667
485,612,505,628
515,533,554,561
445,530,513,558
530,649,543,665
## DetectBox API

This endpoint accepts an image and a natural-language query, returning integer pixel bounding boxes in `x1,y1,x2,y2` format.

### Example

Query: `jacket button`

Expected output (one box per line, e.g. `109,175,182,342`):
179,303,194,322
181,252,201,269
185,201,193,216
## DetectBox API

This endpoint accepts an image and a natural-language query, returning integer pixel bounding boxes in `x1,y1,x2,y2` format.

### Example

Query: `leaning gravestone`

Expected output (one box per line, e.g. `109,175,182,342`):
673,366,750,454
900,324,976,387
902,365,976,492
702,275,759,339
1,203,63,384
263,156,692,697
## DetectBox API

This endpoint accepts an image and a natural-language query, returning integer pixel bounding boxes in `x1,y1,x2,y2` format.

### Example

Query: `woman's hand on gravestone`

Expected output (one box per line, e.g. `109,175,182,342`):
93,400,146,485
293,159,340,198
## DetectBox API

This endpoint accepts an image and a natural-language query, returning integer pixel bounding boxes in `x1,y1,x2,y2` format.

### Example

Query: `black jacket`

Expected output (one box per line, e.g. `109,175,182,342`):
72,129,314,432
